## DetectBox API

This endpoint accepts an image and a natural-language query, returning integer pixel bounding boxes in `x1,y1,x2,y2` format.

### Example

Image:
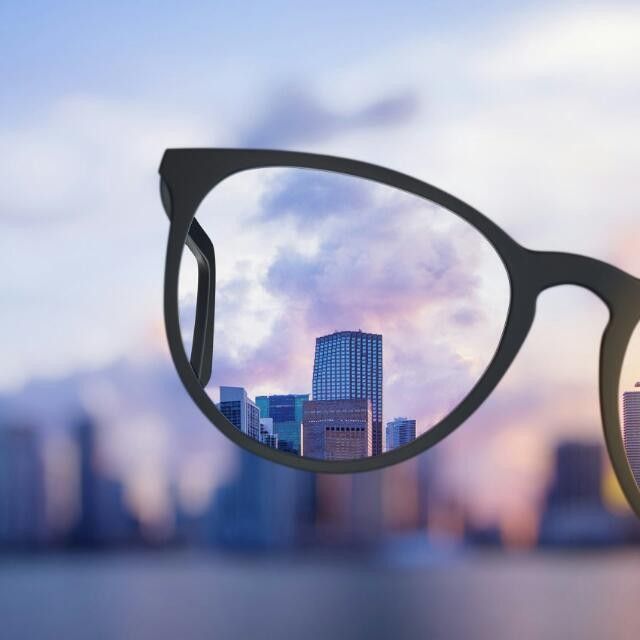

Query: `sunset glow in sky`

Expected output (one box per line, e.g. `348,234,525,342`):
2,1,640,525
179,167,510,440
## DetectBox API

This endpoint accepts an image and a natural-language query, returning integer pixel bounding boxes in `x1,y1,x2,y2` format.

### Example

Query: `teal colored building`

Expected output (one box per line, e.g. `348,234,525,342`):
255,394,309,455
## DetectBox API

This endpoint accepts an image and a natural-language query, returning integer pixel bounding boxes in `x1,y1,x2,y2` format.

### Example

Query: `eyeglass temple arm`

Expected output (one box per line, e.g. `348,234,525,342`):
161,176,215,386
184,218,215,387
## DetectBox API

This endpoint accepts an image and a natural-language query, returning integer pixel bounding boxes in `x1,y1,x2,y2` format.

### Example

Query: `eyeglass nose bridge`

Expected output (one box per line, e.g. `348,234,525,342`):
521,250,640,316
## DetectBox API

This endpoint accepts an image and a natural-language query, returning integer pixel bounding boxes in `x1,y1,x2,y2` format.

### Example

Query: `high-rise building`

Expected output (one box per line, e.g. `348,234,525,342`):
302,399,372,460
312,330,383,455
385,417,416,452
623,382,640,486
219,387,260,440
255,394,308,455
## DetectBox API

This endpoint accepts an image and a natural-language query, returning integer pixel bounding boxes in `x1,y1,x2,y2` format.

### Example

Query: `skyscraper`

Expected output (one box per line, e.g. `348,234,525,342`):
312,330,383,455
623,382,640,486
219,387,260,440
302,399,372,460
255,394,309,454
385,417,416,452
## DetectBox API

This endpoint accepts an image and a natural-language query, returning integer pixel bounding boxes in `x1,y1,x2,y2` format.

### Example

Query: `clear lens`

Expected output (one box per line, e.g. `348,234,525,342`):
620,323,640,490
178,168,510,461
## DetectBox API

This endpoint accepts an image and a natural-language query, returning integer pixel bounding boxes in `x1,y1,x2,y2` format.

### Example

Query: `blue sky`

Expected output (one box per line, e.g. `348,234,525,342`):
2,0,640,525
3,0,640,391
186,166,510,438
1,1,542,103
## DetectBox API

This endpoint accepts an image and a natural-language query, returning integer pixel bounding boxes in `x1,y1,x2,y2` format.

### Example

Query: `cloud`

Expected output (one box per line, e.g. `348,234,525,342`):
197,167,510,432
475,5,640,82
260,170,488,330
260,168,373,223
0,95,216,390
4,1,639,529
241,85,420,147
0,95,210,226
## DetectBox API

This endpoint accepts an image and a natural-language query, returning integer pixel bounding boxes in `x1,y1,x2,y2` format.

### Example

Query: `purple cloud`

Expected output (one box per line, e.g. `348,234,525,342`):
199,170,510,436
241,85,420,147
264,217,480,332
260,169,373,223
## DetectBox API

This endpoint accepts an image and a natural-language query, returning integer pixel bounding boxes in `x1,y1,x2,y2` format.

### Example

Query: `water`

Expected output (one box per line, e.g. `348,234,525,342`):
0,551,638,639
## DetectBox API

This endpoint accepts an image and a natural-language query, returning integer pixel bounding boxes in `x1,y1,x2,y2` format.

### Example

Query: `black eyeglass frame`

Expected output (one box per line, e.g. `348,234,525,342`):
160,148,640,517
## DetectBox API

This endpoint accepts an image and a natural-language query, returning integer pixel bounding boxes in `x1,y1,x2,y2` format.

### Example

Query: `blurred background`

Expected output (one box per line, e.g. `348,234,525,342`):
2,2,640,638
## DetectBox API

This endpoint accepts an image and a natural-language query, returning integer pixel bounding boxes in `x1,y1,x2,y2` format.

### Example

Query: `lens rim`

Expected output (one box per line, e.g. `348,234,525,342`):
160,149,640,521
603,313,640,510
161,149,527,472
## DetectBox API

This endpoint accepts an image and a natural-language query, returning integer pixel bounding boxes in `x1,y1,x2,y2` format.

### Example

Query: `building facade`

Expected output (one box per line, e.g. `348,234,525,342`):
255,394,308,455
623,382,640,486
385,417,417,452
312,331,383,455
219,386,260,440
302,399,372,460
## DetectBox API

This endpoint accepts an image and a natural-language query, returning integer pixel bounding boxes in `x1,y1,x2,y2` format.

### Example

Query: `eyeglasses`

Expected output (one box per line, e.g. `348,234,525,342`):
159,148,640,518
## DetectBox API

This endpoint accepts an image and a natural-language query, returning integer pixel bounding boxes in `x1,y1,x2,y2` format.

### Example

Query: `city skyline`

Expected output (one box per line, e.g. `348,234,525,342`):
215,340,640,473
217,329,419,459
2,0,639,550
0,412,637,552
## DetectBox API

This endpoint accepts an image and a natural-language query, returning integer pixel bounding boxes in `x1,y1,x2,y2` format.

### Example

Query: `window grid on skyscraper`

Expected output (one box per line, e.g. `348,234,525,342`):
311,330,383,456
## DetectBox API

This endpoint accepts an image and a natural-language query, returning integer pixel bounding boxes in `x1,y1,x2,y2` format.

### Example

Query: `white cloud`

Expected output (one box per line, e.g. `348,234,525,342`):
0,96,221,389
475,5,640,82
3,2,640,403
310,4,640,262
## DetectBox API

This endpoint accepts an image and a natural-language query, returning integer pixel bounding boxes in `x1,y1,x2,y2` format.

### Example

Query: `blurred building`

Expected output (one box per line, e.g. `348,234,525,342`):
312,331,383,455
539,440,625,546
219,386,260,440
302,399,372,460
385,417,416,452
622,382,640,486
208,449,317,550
0,426,45,547
546,441,603,509
255,394,308,454
313,471,385,547
72,415,135,547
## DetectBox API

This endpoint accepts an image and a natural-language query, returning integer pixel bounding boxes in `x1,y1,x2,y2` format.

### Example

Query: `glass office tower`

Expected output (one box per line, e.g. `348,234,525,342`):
218,386,260,441
255,394,309,455
385,417,417,452
312,330,383,456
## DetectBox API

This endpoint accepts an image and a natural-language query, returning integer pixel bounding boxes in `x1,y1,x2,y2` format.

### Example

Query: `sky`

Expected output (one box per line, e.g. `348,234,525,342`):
2,0,640,525
182,166,511,440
